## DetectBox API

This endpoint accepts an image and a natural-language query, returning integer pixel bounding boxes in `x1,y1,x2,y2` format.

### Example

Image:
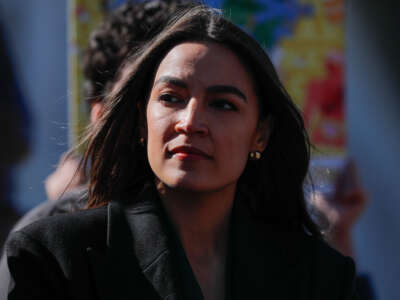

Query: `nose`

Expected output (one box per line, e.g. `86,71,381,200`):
174,98,209,136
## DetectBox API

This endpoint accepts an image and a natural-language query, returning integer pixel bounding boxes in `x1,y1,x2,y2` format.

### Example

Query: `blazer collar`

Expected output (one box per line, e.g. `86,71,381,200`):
85,201,146,300
122,184,180,300
86,184,178,300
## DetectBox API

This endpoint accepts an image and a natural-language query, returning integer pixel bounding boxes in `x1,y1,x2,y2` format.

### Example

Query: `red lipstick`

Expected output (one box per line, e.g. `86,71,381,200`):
170,146,212,161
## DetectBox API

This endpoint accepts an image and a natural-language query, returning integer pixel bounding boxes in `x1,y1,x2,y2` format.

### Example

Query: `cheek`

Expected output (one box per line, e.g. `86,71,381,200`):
146,103,174,165
214,120,257,172
147,101,167,140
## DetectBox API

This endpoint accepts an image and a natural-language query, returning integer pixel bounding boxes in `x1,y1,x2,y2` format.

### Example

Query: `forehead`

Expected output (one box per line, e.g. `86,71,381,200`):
153,41,256,91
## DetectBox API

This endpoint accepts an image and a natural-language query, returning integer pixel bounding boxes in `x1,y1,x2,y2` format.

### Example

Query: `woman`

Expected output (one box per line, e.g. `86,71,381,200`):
6,4,357,300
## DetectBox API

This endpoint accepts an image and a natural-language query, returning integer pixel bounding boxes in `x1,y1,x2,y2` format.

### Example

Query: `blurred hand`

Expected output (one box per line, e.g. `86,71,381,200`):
330,160,367,231
311,159,368,256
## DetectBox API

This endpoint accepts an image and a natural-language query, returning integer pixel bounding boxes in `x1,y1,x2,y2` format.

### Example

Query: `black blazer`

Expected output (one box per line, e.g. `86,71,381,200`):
6,185,357,300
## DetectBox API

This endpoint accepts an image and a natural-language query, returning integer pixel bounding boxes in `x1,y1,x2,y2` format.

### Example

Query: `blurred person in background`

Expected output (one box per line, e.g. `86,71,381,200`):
310,160,376,299
0,0,188,296
45,0,188,203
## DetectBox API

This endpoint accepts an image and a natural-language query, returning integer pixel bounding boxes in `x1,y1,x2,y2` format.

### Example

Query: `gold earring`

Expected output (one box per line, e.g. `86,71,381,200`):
249,151,261,160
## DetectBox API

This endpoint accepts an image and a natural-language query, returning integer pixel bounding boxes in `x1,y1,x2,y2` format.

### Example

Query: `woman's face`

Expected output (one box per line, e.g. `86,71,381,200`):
146,42,267,193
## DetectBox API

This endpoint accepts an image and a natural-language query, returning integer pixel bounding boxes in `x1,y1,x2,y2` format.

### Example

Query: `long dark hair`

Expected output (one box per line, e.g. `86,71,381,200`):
82,4,321,238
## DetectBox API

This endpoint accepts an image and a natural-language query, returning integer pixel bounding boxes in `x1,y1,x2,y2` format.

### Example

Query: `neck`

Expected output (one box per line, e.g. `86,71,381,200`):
157,182,235,300
157,182,235,259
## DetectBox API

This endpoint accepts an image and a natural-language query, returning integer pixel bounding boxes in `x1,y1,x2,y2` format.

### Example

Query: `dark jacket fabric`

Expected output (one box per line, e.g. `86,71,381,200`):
0,187,87,300
6,185,358,300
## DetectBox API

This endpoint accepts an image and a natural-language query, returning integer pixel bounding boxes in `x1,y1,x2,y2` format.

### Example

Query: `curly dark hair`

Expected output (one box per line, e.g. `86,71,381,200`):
82,0,191,105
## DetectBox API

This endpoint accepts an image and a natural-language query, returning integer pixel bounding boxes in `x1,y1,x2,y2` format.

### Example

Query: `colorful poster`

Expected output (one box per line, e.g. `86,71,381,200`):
69,0,346,185
220,0,345,151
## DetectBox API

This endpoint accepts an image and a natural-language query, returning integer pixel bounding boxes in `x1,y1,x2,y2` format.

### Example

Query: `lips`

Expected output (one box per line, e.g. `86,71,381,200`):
169,145,212,160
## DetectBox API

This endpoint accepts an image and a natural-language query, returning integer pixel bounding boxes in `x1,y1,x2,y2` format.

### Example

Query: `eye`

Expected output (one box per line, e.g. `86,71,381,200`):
210,99,238,111
158,93,183,104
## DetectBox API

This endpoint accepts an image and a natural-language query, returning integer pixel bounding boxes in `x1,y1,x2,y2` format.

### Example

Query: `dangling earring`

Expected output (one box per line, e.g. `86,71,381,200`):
139,137,145,146
249,151,261,160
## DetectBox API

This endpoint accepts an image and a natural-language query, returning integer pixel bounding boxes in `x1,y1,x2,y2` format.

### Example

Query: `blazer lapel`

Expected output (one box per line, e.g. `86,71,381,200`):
230,198,311,300
122,185,180,300
86,201,160,300
87,184,180,300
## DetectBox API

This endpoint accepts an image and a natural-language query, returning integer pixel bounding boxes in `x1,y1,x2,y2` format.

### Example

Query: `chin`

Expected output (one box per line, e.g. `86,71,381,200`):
164,178,211,192
159,174,236,194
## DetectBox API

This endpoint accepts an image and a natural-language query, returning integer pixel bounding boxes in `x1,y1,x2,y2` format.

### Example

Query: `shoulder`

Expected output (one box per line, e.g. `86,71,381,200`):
5,206,109,298
299,233,357,299
267,229,355,276
302,233,355,270
9,187,88,233
7,206,108,257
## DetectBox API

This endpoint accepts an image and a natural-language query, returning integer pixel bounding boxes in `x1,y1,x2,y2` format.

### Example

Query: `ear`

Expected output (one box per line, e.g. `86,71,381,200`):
251,117,272,152
90,102,104,124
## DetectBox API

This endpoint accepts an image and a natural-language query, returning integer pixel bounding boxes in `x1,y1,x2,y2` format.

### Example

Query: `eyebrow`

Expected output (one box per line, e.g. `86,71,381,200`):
154,76,188,89
206,85,247,102
154,75,247,102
